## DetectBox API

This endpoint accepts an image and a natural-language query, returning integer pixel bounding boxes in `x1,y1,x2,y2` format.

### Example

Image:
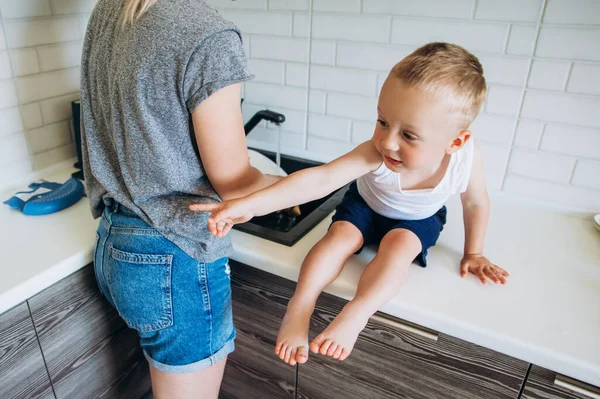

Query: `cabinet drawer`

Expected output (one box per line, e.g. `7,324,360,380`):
220,260,298,399
521,366,600,399
299,289,529,399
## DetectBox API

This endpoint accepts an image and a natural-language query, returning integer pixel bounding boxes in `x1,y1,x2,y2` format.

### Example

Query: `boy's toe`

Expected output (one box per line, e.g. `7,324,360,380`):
296,346,309,363
319,339,334,355
310,335,325,353
339,348,350,361
333,346,343,359
284,346,293,363
278,344,287,360
327,343,338,356
289,348,298,366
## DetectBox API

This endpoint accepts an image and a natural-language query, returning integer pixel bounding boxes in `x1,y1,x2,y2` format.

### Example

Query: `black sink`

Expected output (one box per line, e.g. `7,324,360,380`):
233,148,348,246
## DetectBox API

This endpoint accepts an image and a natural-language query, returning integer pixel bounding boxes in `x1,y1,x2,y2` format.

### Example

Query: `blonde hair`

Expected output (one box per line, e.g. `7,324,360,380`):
122,0,158,27
391,42,486,127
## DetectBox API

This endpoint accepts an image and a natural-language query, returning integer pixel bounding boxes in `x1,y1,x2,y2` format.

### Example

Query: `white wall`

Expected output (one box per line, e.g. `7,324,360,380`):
0,0,94,188
1,0,598,212
212,0,600,212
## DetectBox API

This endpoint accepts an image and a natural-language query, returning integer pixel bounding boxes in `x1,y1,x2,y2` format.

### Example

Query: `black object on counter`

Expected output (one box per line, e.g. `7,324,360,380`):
71,100,84,180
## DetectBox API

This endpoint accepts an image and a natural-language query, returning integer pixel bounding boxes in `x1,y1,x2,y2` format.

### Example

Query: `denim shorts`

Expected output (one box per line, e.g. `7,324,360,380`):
94,201,235,373
331,182,447,267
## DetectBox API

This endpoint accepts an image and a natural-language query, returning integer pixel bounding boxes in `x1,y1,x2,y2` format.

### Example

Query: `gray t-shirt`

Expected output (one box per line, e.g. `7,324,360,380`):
81,0,253,262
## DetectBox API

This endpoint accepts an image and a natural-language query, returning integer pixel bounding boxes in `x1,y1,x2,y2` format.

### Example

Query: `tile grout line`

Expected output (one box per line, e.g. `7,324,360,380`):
302,0,314,151
568,159,578,185
562,62,573,92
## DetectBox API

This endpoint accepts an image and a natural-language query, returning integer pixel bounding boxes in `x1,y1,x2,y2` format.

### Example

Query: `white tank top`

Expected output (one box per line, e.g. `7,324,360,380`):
357,139,474,221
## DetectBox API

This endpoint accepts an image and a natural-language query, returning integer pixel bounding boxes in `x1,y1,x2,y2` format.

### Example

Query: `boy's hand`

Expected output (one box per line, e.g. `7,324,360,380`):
460,254,509,285
189,200,255,238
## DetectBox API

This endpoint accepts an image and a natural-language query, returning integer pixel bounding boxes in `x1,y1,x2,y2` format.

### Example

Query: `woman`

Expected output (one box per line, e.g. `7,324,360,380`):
80,0,278,397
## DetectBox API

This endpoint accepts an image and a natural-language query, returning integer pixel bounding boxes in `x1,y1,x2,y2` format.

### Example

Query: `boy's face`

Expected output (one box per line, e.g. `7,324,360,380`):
373,76,470,173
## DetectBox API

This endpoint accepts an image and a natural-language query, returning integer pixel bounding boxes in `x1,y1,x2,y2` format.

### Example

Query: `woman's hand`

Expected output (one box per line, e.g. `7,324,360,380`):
460,254,509,285
190,200,255,238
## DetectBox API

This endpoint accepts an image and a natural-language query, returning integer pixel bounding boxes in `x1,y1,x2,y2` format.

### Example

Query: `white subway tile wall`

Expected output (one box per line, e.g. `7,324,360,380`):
0,50,11,78
572,160,600,190
0,0,598,212
0,0,52,20
506,25,536,56
474,0,542,22
513,119,544,149
0,0,86,188
9,48,40,76
543,0,600,25
567,63,600,95
363,0,474,19
0,107,24,137
527,60,569,91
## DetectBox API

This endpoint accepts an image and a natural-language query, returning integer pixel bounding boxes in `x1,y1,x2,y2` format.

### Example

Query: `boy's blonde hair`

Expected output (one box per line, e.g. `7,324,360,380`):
391,42,486,128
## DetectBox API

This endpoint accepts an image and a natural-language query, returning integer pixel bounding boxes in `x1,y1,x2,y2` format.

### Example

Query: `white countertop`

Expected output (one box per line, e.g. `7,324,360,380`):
1,165,599,387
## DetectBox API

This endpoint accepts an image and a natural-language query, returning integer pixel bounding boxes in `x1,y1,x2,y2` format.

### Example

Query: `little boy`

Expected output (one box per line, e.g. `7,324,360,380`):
191,42,509,366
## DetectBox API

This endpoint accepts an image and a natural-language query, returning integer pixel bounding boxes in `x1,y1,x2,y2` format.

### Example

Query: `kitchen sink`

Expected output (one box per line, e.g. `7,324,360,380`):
233,148,348,246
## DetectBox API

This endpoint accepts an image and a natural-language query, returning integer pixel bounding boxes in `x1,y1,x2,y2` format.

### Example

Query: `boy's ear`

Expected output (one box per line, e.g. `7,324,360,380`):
446,130,471,154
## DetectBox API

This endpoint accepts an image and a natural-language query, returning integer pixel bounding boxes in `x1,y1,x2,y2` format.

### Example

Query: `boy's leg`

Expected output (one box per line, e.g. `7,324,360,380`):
310,228,421,360
276,221,363,365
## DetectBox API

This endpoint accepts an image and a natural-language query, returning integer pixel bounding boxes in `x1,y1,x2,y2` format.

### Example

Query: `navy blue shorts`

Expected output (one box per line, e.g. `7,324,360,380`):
331,182,447,267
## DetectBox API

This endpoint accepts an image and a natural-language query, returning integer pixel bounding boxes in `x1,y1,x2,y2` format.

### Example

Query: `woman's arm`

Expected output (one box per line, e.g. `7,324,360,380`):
191,83,281,201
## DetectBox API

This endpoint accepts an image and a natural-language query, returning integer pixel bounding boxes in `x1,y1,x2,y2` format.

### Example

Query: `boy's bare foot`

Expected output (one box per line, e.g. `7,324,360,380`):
309,301,370,361
275,298,314,366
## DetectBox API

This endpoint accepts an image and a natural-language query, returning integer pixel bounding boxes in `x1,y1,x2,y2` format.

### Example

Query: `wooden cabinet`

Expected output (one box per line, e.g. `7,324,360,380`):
297,289,529,399
4,261,597,399
219,260,297,399
520,366,600,399
225,261,530,399
28,265,151,399
0,302,54,399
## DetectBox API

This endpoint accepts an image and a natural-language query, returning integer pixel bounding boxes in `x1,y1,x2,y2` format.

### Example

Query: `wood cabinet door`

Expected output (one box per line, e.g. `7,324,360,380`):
521,366,600,399
0,302,54,399
297,289,529,399
220,260,298,399
28,265,151,399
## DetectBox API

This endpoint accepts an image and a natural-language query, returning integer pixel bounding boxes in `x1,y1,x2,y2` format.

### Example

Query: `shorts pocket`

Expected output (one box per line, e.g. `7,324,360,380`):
106,244,174,332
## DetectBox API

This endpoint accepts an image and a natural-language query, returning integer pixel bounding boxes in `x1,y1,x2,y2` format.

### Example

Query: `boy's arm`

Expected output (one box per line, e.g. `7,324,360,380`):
191,140,381,236
460,145,489,256
460,144,510,284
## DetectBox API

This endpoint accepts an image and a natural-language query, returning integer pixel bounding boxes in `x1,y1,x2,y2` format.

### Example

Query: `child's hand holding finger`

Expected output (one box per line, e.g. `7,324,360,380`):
189,199,255,237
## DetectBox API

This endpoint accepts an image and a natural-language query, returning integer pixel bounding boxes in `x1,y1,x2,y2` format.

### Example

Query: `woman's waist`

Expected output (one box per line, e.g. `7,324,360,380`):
100,196,218,240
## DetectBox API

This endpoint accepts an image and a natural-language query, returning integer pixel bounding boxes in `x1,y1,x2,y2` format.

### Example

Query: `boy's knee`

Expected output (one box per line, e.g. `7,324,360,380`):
329,221,361,237
326,221,364,249
381,228,421,250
